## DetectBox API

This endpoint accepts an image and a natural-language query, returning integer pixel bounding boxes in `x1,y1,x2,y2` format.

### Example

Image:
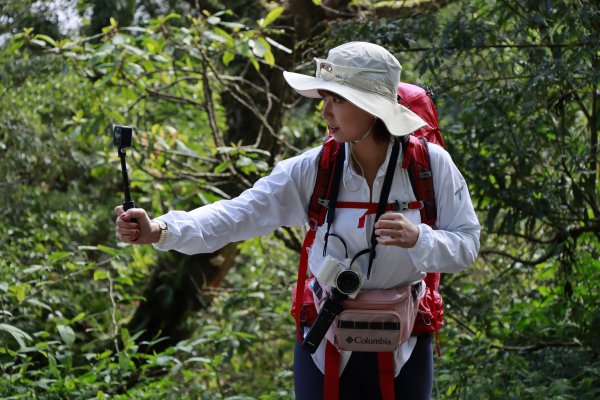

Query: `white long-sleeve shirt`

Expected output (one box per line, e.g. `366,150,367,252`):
153,140,481,375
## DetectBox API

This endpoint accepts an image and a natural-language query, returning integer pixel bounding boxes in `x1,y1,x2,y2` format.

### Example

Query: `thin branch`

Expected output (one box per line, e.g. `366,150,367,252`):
220,75,281,102
201,67,224,149
445,313,478,336
480,248,558,266
273,226,302,252
132,156,232,184
399,41,594,53
317,2,358,17
491,340,582,352
488,216,600,246
250,69,274,148
567,80,592,120
126,75,207,109
153,147,215,162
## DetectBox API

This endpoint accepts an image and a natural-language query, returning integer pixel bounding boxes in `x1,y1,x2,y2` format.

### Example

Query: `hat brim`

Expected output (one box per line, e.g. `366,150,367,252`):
283,71,427,136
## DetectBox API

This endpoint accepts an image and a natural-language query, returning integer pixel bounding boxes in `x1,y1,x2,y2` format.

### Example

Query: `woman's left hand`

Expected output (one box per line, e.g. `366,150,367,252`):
374,212,419,248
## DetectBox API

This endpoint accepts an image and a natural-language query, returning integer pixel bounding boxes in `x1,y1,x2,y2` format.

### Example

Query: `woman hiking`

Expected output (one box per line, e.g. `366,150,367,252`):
115,41,480,399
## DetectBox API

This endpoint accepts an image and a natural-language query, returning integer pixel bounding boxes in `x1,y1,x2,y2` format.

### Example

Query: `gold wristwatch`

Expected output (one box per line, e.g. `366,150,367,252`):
154,219,168,245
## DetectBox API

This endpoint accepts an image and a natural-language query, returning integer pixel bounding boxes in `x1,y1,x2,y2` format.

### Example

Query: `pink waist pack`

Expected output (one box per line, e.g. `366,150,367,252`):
314,281,421,352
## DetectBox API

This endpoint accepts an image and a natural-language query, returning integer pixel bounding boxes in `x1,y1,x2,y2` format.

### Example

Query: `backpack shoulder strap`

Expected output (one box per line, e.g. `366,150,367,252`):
401,135,437,227
307,137,340,229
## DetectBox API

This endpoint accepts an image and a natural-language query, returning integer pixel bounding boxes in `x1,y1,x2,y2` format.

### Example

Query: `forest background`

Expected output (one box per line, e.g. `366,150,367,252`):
0,0,598,399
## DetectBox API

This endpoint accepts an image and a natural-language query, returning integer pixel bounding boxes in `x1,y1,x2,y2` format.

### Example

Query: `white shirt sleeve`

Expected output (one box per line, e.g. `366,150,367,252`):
152,148,320,255
407,143,481,273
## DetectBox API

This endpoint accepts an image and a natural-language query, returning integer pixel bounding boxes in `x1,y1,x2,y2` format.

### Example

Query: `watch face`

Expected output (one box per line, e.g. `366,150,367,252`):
155,220,166,230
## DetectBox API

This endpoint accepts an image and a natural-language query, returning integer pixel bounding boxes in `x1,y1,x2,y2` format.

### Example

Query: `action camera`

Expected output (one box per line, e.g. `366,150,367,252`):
113,125,133,148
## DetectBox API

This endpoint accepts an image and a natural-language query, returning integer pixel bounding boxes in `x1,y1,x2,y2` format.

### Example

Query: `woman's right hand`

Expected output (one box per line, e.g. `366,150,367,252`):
114,206,160,244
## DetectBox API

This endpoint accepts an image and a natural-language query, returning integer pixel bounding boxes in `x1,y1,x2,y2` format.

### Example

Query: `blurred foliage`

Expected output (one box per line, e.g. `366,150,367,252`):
1,0,599,399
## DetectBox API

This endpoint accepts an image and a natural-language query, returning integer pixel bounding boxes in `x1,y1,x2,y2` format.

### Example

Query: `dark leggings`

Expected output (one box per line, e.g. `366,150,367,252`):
294,335,433,400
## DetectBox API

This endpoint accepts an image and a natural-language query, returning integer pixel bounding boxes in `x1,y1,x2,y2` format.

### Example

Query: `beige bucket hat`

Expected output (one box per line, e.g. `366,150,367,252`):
283,41,427,136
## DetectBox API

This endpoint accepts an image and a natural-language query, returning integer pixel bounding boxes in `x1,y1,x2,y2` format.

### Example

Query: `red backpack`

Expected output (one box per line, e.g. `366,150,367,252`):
395,83,444,348
291,83,445,399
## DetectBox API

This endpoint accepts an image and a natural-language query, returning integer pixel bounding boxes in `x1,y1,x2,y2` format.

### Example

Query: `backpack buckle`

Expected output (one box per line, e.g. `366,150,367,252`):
393,200,425,211
402,201,412,211
318,198,329,207
308,217,319,231
393,200,410,211
299,304,309,324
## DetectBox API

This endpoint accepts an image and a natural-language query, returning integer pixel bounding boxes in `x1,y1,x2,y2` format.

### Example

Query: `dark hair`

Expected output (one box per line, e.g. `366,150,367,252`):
372,118,392,143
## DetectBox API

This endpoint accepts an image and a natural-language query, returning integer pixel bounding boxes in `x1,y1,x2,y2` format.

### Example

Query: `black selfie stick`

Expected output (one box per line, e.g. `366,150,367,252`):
113,125,136,219
118,147,135,211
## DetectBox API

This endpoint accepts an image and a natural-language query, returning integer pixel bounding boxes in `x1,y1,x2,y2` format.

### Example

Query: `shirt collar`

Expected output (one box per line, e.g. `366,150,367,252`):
342,148,361,192
342,140,396,184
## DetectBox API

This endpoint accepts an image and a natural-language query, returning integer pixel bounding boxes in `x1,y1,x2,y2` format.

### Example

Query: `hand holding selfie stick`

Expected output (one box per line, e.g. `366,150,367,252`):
113,125,137,221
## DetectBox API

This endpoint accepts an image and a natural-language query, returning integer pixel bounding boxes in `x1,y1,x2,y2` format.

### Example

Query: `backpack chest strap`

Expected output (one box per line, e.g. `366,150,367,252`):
336,200,423,228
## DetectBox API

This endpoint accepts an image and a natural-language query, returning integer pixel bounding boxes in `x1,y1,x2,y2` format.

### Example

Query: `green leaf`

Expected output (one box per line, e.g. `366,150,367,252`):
71,312,86,323
249,55,260,71
78,245,98,251
219,21,246,30
49,251,72,261
30,39,47,47
0,323,32,348
96,245,119,256
207,16,221,25
123,44,145,56
250,39,267,58
125,62,145,76
93,270,108,280
26,298,53,311
58,324,76,346
64,376,76,390
185,356,212,364
9,283,30,303
236,156,253,168
265,37,292,54
203,30,229,44
23,264,47,274
48,354,60,378
34,34,57,47
222,50,235,66
258,38,274,66
213,27,235,47
214,161,231,173
260,6,285,28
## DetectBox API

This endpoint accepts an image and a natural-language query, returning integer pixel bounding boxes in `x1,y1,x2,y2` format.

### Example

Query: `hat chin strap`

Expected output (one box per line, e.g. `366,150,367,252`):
351,117,377,144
